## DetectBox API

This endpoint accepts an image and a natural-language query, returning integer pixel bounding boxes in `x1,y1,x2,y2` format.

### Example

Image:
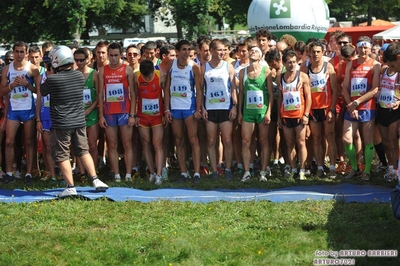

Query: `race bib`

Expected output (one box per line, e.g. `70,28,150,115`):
142,98,160,115
379,88,395,108
43,95,50,107
207,83,226,105
310,78,327,93
171,84,189,98
283,91,301,111
246,90,263,109
11,86,31,100
106,83,124,102
83,88,92,107
351,78,367,97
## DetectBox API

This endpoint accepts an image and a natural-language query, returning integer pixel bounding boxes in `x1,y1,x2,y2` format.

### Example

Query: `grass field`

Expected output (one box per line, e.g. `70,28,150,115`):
0,162,399,265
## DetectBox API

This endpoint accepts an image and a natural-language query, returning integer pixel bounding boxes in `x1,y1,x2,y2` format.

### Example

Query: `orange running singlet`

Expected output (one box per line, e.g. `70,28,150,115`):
137,70,163,117
103,64,130,115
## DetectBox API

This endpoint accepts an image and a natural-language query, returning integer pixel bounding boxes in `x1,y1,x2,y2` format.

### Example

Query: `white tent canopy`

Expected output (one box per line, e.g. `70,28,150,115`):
373,24,400,40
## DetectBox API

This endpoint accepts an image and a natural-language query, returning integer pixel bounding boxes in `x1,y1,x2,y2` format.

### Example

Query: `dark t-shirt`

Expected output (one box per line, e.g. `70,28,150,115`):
41,69,86,129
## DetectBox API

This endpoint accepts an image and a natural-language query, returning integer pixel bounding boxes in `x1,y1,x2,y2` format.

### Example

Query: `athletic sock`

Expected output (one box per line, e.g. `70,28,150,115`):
374,142,387,166
364,143,375,174
344,144,358,171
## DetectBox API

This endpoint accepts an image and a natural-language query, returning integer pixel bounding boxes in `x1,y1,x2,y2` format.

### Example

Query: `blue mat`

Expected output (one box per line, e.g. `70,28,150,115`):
0,183,394,203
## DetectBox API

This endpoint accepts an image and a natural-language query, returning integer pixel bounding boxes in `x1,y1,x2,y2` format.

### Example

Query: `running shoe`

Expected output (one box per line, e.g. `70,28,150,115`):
194,173,201,184
299,172,307,181
241,172,251,182
335,161,346,175
92,178,109,191
259,171,267,182
58,187,77,198
155,175,162,185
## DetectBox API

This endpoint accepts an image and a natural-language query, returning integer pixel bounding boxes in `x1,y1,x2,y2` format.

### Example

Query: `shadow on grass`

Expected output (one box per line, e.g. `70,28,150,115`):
323,200,400,266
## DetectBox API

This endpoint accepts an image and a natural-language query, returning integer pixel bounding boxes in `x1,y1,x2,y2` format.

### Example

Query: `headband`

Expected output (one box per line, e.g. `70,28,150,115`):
269,40,277,46
356,41,371,48
251,47,263,57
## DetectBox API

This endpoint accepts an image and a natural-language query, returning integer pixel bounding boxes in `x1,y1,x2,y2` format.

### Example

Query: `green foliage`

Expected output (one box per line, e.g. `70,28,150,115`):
328,0,400,24
149,0,211,40
0,0,148,42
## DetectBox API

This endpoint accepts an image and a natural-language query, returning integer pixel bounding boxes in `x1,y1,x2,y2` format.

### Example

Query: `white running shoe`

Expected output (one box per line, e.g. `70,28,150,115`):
58,187,77,198
92,178,109,191
149,173,156,183
241,172,251,182
14,170,22,179
155,175,162,185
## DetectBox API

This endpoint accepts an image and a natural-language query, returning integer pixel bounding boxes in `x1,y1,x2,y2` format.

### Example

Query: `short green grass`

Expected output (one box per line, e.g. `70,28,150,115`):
0,200,399,265
0,162,399,265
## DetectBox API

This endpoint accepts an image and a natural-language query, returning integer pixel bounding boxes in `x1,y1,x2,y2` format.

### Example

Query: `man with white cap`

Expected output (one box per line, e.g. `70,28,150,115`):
342,36,381,181
238,46,274,182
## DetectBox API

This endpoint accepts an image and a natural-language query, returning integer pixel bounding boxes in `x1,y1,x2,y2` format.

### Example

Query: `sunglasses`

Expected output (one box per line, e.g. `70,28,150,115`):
74,58,86,62
338,41,349,45
127,52,139,57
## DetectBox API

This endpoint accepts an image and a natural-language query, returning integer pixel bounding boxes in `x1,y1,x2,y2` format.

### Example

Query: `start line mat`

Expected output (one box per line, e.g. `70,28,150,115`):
0,183,394,203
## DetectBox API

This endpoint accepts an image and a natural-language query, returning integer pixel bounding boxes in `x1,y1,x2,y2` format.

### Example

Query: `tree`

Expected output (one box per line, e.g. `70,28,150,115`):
0,0,149,43
328,0,400,25
149,0,211,40
208,0,252,30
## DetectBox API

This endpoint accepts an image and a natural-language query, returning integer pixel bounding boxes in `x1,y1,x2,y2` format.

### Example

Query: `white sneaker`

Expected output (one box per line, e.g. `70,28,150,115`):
155,175,162,185
125,176,132,182
149,173,156,183
92,178,109,191
58,187,77,198
241,172,251,182
14,170,21,179
299,172,307,181
115,176,121,182
279,157,285,164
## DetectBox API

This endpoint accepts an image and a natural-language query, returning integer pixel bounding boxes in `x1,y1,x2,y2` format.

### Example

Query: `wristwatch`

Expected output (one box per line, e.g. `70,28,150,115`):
232,103,238,108
129,113,137,118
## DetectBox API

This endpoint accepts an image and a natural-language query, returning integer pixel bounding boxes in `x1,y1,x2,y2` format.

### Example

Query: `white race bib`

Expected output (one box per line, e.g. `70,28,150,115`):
351,78,367,97
106,83,124,102
283,91,301,111
43,95,50,107
246,90,263,109
83,88,92,107
142,98,160,115
378,88,395,108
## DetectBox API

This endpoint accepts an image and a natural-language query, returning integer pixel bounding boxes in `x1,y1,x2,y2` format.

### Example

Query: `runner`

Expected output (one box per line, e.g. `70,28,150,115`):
134,60,165,185
376,49,400,181
164,40,202,183
277,49,312,181
74,48,99,172
238,46,273,182
202,39,237,181
35,53,56,182
98,42,136,182
301,40,339,179
0,41,40,184
342,37,381,181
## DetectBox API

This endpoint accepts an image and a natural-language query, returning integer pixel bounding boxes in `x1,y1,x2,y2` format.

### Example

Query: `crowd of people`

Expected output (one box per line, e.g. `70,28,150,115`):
1,28,400,197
